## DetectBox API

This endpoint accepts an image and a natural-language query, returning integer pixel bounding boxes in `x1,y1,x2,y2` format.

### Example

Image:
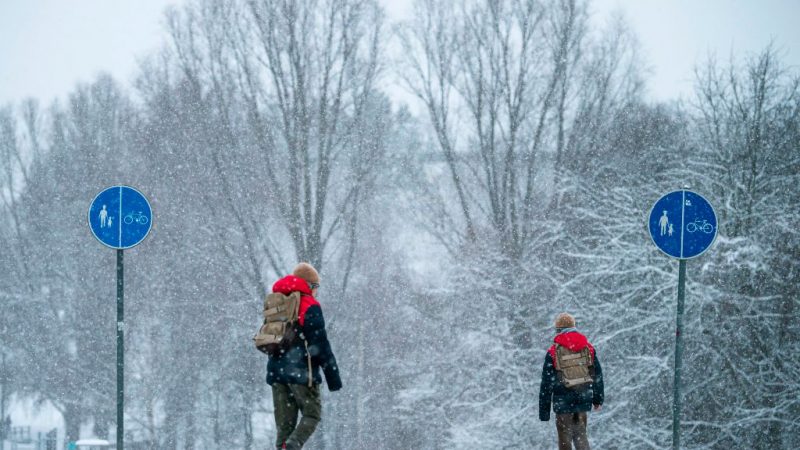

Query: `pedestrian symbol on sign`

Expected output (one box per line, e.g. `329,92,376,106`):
100,205,111,228
659,210,670,236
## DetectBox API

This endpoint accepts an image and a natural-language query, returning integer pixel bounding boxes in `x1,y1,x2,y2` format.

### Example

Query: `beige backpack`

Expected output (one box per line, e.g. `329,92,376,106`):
555,345,594,388
253,291,302,355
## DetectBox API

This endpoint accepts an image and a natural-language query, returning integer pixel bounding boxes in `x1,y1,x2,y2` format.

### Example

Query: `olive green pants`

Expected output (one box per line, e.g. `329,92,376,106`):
272,383,321,449
556,412,589,450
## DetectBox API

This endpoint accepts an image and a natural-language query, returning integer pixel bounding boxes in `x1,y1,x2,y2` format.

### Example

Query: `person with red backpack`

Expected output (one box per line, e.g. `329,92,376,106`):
539,313,604,450
267,263,342,450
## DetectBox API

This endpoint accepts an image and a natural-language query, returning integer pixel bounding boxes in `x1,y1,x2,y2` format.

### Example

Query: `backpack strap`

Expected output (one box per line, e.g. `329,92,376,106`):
304,340,313,388
553,344,562,370
295,294,303,322
298,294,312,387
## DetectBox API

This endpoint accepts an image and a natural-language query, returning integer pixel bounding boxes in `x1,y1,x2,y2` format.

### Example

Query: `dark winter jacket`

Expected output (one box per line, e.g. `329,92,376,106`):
266,275,342,391
538,329,604,421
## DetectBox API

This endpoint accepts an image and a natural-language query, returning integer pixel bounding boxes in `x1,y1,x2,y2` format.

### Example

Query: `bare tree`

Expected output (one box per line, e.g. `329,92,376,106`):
395,1,653,446
139,1,391,447
684,45,800,448
399,0,578,356
163,0,386,288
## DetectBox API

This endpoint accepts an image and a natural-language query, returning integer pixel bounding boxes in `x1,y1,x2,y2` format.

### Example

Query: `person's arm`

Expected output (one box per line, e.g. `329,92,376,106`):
302,305,342,391
592,351,604,408
539,352,555,421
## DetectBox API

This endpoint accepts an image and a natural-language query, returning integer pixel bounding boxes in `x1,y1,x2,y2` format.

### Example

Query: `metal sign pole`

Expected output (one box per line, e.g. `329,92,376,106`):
116,249,124,450
672,259,686,449
648,188,717,450
89,186,152,450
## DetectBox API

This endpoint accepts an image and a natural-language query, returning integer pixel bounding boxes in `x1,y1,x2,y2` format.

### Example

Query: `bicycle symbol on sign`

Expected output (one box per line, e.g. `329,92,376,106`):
686,219,713,234
124,211,149,225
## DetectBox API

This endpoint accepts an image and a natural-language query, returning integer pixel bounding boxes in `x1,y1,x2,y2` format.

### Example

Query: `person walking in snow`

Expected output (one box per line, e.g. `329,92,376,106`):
267,262,342,450
539,313,604,450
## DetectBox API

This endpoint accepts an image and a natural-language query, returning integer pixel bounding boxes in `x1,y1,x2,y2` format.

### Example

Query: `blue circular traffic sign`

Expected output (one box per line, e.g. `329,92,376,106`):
88,186,152,249
648,190,717,259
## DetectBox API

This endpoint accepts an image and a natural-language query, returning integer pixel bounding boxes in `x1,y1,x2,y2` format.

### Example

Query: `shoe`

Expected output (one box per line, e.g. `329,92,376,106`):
284,439,301,450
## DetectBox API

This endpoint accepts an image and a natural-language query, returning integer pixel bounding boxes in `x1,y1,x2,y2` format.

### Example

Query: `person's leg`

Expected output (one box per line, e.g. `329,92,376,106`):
572,412,590,450
285,384,322,449
272,384,299,448
555,414,574,450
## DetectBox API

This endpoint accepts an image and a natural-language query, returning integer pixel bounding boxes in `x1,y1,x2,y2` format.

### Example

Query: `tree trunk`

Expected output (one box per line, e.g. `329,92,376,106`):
184,402,196,450
242,408,252,450
63,403,82,445
162,411,178,450
92,414,110,440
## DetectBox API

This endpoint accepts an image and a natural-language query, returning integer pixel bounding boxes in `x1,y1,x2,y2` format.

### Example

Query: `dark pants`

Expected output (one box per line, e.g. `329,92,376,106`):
272,383,322,449
556,412,589,450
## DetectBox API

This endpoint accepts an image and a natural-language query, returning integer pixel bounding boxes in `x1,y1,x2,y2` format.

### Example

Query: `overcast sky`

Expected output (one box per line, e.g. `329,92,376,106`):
1,0,798,106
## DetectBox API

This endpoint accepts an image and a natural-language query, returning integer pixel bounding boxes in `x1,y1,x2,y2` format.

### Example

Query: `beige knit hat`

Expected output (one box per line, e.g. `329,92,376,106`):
292,262,320,285
555,312,576,329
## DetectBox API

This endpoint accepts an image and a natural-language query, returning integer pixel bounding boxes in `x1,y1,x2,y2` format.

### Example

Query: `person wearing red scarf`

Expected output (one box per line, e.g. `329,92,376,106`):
539,313,604,450
267,263,341,450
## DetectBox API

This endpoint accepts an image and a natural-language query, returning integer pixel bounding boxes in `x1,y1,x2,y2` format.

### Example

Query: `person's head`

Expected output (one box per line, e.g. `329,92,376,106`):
554,312,576,333
293,262,320,295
